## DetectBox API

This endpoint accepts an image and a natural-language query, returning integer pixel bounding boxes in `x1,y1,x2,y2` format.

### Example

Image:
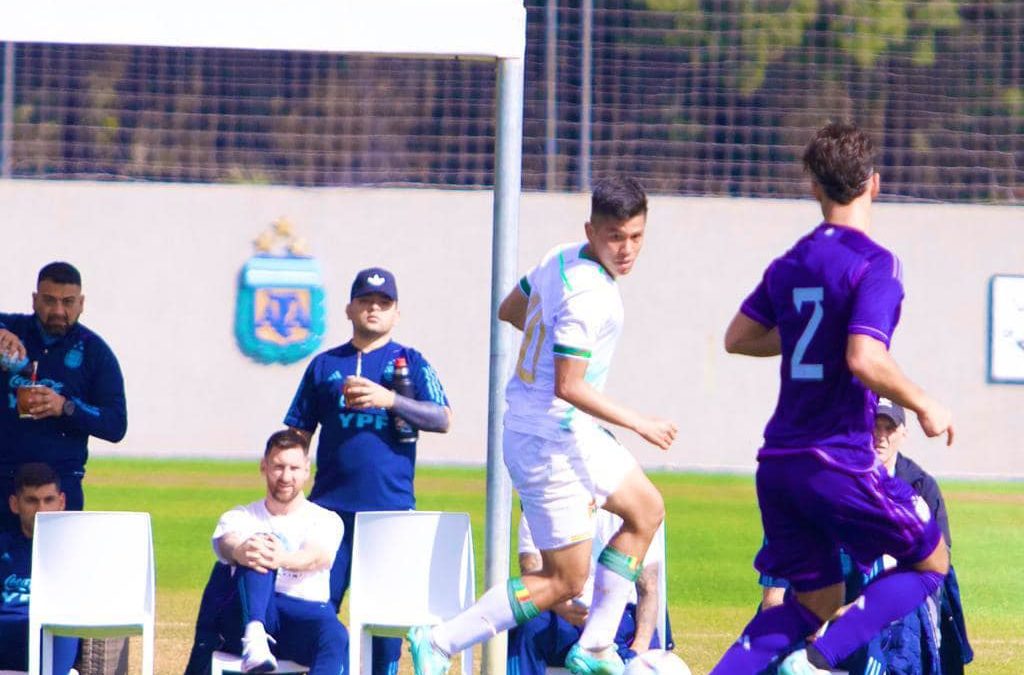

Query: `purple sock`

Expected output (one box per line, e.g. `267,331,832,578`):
812,569,945,667
710,593,822,674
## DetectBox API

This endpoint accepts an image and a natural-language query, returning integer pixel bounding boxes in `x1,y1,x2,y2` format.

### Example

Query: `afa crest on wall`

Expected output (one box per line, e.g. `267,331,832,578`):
236,218,326,365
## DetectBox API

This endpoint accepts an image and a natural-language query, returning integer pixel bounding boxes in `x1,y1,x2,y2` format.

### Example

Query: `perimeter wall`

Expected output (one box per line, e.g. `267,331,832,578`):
2,181,1020,477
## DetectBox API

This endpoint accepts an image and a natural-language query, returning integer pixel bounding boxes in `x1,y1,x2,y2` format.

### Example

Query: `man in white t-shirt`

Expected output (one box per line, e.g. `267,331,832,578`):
210,429,347,674
508,510,673,675
409,177,678,675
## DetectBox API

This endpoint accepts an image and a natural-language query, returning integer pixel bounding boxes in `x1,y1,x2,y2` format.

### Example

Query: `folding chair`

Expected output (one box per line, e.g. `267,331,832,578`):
349,511,475,675
29,512,155,675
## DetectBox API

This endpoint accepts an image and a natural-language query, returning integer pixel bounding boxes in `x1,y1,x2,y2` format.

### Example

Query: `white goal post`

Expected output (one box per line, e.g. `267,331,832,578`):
0,2,524,673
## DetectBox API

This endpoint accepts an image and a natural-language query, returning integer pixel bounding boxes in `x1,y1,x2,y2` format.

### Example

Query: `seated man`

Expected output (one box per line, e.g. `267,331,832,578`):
508,509,674,675
0,462,79,673
186,429,348,674
759,401,972,674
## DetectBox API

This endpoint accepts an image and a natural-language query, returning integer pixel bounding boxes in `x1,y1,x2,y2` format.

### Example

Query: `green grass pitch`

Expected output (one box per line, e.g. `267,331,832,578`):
85,458,1023,674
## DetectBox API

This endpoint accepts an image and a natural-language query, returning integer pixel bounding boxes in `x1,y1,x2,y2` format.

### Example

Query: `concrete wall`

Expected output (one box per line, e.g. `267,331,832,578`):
2,181,1021,477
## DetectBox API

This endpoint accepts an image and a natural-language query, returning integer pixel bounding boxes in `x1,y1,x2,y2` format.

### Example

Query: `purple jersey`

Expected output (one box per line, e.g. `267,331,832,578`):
741,222,904,469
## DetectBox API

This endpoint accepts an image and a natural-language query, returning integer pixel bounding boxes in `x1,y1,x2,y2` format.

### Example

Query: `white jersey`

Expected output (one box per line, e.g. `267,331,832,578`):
212,497,344,603
517,509,663,607
505,242,623,440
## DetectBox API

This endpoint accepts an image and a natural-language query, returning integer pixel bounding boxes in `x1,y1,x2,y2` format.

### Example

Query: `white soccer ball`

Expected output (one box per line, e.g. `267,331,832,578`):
624,649,692,675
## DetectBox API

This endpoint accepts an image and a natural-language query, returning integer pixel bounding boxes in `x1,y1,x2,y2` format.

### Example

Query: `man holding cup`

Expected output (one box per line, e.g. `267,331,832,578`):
284,266,451,675
0,262,127,532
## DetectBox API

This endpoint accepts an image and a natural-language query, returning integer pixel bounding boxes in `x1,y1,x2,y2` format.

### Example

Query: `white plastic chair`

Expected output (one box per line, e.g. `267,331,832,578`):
210,651,308,675
349,511,475,675
29,512,155,675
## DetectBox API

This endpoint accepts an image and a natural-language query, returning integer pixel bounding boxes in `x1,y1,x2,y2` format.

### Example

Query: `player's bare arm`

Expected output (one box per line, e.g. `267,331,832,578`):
217,532,274,573
498,285,528,330
518,549,588,625
724,312,781,357
551,598,589,627
630,561,659,654
846,334,954,446
553,356,677,450
761,586,786,611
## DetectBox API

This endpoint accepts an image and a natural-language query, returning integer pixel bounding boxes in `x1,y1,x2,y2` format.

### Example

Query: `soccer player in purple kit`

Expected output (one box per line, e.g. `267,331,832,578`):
709,121,955,675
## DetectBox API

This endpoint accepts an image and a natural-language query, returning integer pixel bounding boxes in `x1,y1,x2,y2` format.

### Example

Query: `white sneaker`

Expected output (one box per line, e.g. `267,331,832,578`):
241,632,278,673
778,649,829,675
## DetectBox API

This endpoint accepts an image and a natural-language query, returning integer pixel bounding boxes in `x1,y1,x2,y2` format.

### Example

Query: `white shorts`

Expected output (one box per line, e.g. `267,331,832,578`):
503,424,637,551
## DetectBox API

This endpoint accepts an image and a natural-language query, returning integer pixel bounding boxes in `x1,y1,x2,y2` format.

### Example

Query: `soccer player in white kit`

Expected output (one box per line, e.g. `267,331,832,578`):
408,177,678,675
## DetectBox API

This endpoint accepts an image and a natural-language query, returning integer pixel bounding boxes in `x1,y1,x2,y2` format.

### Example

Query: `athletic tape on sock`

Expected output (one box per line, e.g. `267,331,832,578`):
597,545,643,582
507,577,541,624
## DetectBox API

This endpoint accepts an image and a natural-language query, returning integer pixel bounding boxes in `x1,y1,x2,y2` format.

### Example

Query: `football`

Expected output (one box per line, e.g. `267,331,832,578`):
624,649,692,675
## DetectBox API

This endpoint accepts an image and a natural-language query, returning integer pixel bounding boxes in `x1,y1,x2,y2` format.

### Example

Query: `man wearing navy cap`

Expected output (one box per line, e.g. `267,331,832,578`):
284,267,452,675
873,399,950,548
865,399,972,674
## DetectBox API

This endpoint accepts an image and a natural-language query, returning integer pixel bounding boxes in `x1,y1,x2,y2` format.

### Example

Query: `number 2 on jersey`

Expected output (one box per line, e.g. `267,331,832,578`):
791,287,824,380
516,293,546,383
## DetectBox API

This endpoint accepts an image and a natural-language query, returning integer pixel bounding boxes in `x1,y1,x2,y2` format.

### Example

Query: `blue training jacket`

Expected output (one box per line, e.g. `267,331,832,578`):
845,566,972,675
0,313,127,474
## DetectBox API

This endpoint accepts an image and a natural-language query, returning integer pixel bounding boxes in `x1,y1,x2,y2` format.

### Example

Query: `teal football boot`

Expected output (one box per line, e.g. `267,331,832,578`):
565,643,625,675
407,625,451,675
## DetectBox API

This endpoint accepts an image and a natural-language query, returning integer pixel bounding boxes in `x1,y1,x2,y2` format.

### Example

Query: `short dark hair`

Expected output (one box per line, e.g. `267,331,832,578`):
38,262,82,287
14,463,61,493
264,429,310,458
590,176,648,223
802,121,876,205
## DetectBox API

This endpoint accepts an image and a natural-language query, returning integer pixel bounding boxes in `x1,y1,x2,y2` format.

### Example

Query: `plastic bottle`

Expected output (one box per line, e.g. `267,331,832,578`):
391,356,418,444
0,352,29,374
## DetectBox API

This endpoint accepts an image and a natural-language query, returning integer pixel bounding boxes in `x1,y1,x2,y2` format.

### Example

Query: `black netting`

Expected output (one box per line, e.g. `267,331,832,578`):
1,1,1021,202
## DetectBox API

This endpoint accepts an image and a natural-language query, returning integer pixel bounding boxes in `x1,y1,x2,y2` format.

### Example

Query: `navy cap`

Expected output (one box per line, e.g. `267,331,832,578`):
350,267,398,301
876,398,906,426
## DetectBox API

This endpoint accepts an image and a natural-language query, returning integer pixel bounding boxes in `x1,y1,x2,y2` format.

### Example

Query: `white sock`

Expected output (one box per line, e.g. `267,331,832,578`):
431,582,519,655
578,562,635,651
244,621,267,643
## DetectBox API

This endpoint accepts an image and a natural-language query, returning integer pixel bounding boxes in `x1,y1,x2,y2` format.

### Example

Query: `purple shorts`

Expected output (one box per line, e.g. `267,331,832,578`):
755,450,942,592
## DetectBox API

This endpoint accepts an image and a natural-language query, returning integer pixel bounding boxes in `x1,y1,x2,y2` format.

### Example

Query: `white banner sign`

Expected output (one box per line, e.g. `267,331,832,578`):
989,274,1024,384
